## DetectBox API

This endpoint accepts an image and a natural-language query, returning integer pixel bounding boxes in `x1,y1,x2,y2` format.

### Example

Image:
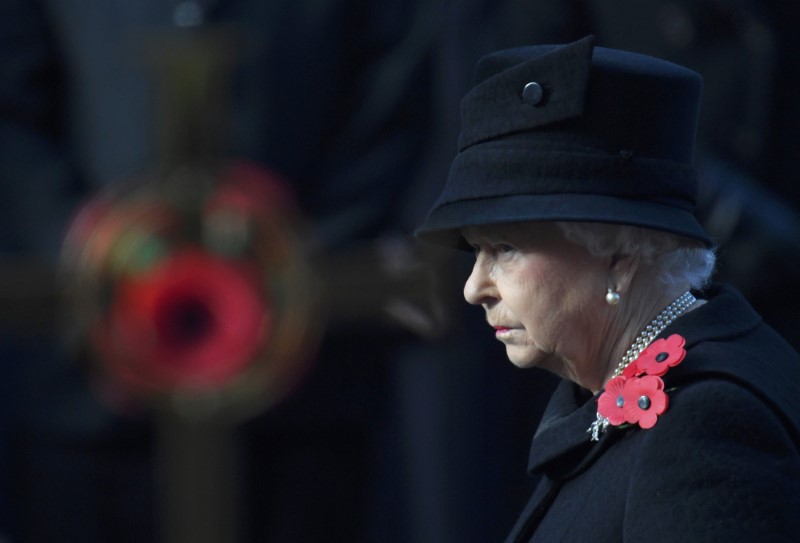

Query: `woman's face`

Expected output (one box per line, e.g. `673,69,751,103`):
462,222,609,376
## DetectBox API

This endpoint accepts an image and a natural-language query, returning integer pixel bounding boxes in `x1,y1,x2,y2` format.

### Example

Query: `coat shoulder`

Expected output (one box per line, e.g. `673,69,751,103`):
619,377,800,542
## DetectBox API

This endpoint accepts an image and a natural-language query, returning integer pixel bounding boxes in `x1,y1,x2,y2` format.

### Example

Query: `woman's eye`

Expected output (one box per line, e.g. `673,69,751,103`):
495,243,515,254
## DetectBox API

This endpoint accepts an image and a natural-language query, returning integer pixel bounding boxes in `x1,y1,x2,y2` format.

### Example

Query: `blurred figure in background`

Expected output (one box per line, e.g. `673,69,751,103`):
0,1,445,541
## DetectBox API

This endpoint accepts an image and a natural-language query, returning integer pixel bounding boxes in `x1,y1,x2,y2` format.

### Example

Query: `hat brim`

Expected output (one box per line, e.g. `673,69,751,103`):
414,193,714,250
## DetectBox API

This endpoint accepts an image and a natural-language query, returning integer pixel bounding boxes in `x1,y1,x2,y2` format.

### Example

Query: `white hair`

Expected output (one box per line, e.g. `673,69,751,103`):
556,222,716,290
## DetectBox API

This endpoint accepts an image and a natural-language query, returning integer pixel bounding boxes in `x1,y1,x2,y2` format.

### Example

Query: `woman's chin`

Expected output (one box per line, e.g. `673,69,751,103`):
505,347,539,369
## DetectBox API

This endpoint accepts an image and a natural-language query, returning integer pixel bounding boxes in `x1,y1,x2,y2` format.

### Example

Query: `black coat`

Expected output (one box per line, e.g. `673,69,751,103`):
507,284,800,542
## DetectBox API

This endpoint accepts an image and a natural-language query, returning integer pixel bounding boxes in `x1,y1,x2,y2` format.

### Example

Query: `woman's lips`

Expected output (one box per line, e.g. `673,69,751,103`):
493,326,512,335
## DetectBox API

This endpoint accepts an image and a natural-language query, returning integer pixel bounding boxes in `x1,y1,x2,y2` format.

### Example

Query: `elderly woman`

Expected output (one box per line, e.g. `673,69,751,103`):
416,36,800,542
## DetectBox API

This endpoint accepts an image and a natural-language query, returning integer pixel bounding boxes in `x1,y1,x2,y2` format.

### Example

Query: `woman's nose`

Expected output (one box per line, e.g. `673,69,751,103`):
464,257,495,305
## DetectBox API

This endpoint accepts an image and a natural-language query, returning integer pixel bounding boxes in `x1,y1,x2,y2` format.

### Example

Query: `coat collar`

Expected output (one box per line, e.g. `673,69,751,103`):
526,378,607,478
527,283,800,477
666,283,761,349
666,284,800,439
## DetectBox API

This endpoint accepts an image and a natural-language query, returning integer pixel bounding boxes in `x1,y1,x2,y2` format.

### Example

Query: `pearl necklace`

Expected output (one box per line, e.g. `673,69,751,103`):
589,290,695,441
610,290,696,378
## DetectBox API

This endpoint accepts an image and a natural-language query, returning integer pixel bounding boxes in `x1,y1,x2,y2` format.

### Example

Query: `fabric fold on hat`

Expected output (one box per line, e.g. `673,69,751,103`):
459,35,594,151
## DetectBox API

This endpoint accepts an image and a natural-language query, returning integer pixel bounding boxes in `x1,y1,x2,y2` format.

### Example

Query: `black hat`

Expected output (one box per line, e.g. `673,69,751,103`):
415,35,712,249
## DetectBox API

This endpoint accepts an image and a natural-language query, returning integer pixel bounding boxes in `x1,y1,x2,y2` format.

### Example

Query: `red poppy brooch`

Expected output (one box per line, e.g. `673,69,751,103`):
589,334,686,441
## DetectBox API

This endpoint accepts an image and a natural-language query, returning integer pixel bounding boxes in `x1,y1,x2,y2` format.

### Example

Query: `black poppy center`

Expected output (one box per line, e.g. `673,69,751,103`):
156,294,216,351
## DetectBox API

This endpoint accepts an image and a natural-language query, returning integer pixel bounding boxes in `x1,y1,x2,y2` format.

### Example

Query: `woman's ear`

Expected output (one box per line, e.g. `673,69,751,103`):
607,253,641,295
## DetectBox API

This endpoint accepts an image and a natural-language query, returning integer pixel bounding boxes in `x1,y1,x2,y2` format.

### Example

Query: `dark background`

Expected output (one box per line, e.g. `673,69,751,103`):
1,1,798,542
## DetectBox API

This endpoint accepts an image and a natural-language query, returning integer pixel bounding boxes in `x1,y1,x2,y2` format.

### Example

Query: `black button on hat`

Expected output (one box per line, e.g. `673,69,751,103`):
522,81,544,106
416,35,712,250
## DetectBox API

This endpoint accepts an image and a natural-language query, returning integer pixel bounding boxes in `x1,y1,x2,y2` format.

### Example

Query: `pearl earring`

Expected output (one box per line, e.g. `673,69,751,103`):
606,288,621,305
